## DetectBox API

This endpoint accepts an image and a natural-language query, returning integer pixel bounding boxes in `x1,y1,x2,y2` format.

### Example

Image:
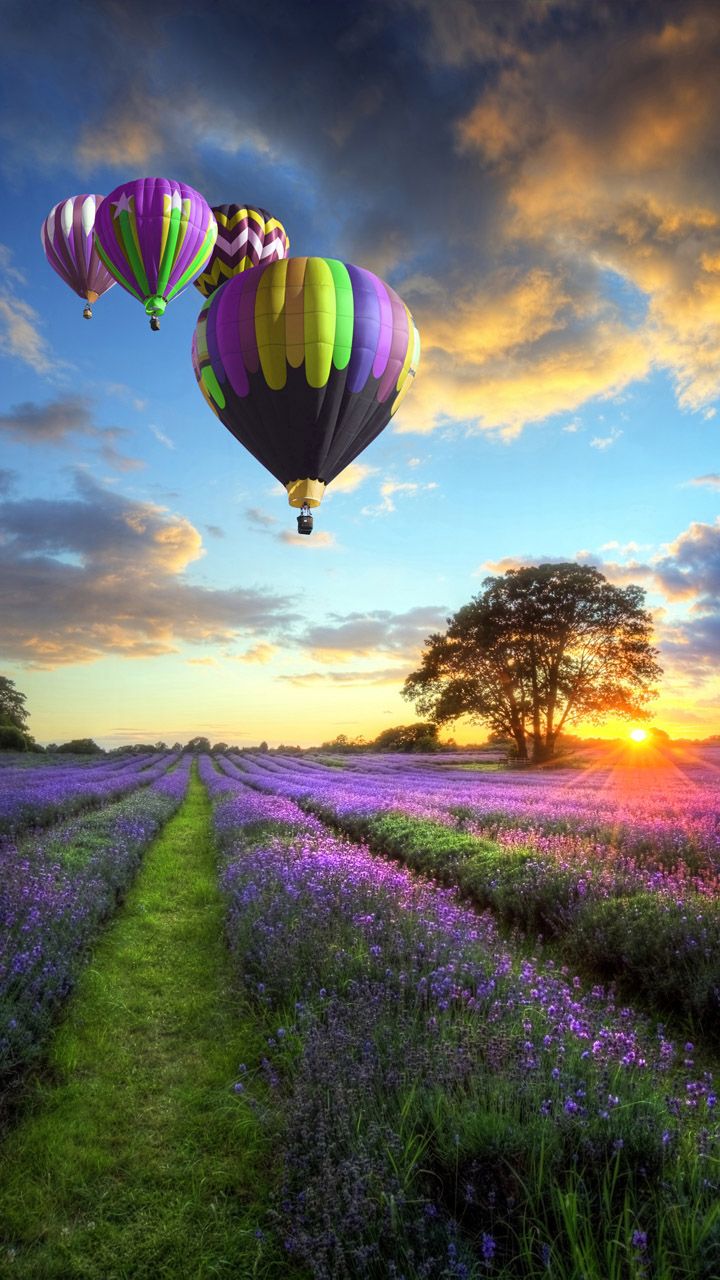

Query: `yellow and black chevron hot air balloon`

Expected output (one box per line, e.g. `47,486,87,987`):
193,204,289,298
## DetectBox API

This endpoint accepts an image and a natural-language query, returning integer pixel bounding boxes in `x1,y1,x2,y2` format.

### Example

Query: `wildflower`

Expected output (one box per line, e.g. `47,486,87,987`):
482,1233,496,1263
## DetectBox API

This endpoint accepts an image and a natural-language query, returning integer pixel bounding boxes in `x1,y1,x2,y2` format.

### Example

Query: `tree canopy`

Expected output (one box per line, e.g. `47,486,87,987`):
0,675,30,733
403,563,662,763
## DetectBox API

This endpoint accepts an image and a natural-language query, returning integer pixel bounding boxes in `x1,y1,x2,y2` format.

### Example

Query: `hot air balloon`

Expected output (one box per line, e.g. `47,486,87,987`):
41,195,116,319
93,177,217,330
191,257,420,534
194,204,289,299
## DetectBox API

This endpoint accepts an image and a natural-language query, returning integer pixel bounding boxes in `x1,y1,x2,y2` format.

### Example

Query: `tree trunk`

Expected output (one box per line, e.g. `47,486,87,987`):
531,737,554,764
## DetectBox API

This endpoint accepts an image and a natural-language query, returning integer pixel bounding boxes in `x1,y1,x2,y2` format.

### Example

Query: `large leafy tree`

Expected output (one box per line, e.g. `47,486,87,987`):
0,675,30,733
403,564,662,763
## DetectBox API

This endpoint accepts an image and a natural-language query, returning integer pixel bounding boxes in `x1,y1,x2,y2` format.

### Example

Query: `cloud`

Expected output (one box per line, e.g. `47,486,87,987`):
246,507,279,530
686,473,720,489
454,4,720,419
590,427,623,451
0,293,61,376
651,518,720,602
75,94,165,170
278,666,408,688
298,605,448,663
362,479,438,516
0,396,144,471
0,472,299,666
328,462,378,494
205,524,225,538
226,643,278,664
6,1,720,440
0,468,16,496
277,529,337,548
149,424,175,449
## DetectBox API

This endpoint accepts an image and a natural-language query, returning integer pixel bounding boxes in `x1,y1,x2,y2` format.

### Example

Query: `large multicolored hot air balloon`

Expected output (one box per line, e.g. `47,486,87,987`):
194,204,289,299
192,257,420,534
93,177,217,329
41,195,116,319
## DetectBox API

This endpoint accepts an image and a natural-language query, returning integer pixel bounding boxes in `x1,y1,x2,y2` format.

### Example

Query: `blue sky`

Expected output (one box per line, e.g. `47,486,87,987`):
1,0,718,747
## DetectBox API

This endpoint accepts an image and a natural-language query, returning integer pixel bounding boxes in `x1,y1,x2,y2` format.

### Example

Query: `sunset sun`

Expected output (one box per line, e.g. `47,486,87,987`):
629,728,648,743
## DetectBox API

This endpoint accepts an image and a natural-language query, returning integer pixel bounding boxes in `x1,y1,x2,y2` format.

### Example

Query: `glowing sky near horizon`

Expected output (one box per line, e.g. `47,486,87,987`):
0,0,718,747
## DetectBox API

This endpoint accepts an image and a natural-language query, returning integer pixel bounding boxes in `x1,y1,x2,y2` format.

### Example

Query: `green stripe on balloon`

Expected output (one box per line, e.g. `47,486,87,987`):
118,210,150,299
201,366,225,409
93,236,143,301
156,205,183,298
327,258,353,370
304,258,335,389
167,222,218,300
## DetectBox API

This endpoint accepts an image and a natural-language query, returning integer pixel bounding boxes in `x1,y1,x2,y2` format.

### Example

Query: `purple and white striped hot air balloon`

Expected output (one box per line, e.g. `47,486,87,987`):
41,194,116,318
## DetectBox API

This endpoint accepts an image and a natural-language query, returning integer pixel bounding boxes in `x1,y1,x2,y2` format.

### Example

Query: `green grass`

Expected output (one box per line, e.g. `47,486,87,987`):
0,767,299,1280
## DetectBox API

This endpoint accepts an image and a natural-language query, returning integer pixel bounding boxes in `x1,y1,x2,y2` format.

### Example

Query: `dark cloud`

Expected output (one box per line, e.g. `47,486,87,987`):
299,605,449,660
0,396,144,471
0,396,94,441
246,508,279,530
0,472,299,666
4,1,720,432
659,614,720,678
205,524,225,538
0,468,16,496
652,519,720,602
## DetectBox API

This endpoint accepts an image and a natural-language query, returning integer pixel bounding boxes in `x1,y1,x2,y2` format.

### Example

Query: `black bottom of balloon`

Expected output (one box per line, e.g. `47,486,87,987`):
83,307,93,319
296,515,313,535
150,316,161,331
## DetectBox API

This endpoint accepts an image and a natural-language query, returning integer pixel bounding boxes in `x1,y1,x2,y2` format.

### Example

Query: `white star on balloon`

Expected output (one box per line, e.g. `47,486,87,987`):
112,192,134,218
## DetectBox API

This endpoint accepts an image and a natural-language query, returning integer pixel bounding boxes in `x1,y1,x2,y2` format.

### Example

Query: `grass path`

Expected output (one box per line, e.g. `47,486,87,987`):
0,767,292,1280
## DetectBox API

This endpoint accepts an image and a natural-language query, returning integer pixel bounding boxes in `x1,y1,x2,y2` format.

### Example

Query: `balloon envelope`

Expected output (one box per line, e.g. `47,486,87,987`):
194,204,289,298
191,256,420,507
41,194,116,307
93,177,217,321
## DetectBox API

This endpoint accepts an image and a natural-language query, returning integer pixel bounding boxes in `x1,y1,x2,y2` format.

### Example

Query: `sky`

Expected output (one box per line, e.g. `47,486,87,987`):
0,0,718,749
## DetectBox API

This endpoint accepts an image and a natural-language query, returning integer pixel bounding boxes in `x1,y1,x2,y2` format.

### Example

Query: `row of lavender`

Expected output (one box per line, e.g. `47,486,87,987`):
0,751,180,839
230,750,720,874
201,754,720,1278
220,752,720,1033
0,756,191,1094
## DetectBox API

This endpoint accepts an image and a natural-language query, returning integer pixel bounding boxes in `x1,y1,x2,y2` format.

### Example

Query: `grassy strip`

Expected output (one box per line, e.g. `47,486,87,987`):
1,769,190,1101
0,766,298,1280
302,805,720,1040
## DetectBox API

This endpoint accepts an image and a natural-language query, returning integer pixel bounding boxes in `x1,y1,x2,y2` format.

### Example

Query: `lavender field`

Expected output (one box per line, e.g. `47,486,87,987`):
1,753,190,1095
201,747,720,1277
2,746,720,1277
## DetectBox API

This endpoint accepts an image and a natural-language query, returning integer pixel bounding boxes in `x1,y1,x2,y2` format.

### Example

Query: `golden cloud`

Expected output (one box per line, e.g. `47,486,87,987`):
443,6,720,424
399,311,650,437
329,462,378,494
76,112,163,169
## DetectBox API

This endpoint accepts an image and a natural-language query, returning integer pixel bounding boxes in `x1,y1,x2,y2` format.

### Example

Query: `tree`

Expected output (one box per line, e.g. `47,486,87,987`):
0,725,28,751
0,675,30,733
403,563,662,764
184,736,212,754
319,733,367,753
56,738,103,754
372,723,439,753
